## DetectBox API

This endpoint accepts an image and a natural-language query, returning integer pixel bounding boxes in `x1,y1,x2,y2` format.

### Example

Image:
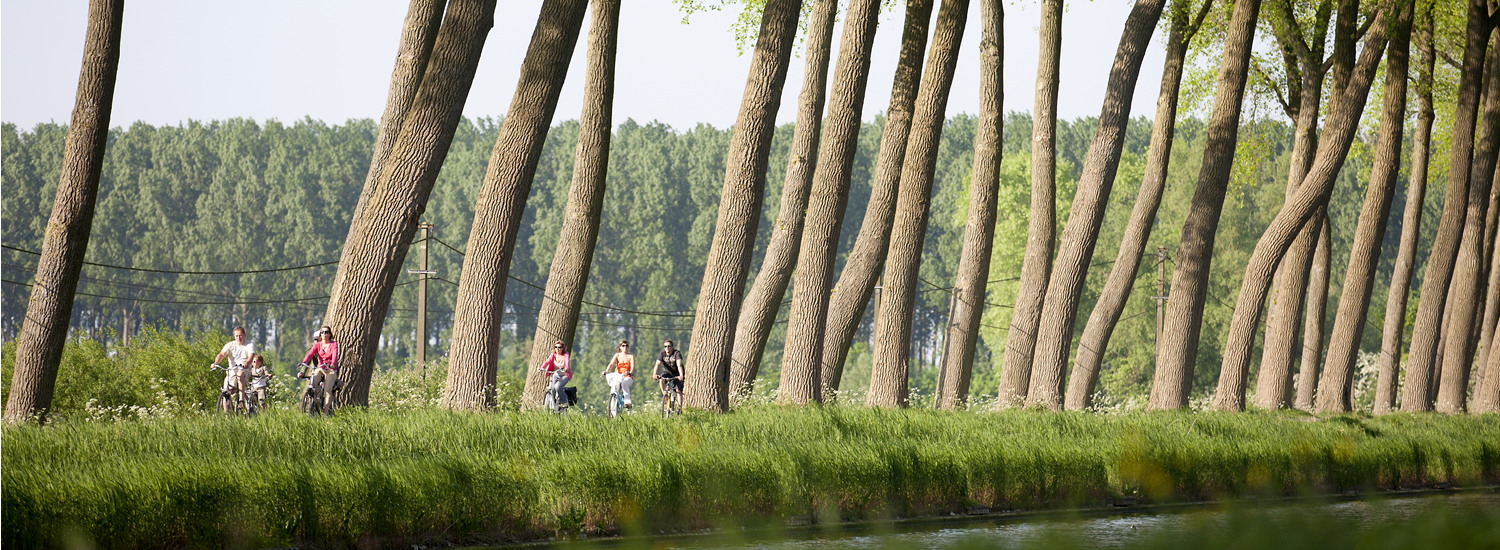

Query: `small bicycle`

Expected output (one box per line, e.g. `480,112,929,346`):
657,375,683,418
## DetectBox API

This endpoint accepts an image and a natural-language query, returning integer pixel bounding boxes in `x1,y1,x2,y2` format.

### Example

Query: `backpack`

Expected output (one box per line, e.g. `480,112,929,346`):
565,386,578,406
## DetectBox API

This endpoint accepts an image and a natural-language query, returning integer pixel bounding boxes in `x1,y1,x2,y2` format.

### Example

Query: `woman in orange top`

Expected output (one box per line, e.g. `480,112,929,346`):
602,340,635,411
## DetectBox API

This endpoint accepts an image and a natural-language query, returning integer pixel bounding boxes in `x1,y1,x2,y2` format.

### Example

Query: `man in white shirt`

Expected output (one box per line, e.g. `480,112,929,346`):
212,327,255,394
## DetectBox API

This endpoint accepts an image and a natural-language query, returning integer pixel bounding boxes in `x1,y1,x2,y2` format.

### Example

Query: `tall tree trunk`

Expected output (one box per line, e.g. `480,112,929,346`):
445,0,587,411
815,0,934,393
518,0,619,410
1402,0,1495,412
1436,27,1500,414
935,0,1002,411
1146,0,1263,411
1024,0,1166,410
1298,212,1330,404
1475,160,1500,378
995,0,1063,408
1255,0,1337,411
778,0,883,401
684,0,803,412
865,0,970,408
1066,0,1212,410
4,0,123,423
727,0,838,401
327,0,447,301
1376,1,1435,415
1214,3,1394,412
1318,6,1410,413
324,0,496,406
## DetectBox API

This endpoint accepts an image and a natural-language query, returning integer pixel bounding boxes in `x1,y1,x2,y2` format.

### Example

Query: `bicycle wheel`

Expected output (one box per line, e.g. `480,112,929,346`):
218,392,232,414
300,388,318,415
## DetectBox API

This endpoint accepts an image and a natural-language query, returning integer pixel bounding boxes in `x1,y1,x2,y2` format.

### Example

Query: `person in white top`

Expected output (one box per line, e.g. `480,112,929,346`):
212,327,255,395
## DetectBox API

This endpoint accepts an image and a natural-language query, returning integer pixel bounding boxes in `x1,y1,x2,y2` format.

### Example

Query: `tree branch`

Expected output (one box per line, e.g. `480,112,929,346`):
1253,58,1296,118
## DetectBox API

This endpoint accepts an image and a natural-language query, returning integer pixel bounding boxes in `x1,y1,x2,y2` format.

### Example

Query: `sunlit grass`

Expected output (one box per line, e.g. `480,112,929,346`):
3,407,1497,547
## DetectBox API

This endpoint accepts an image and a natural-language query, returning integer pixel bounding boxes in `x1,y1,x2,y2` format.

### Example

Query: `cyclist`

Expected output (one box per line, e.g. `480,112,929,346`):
299,326,340,414
210,327,255,408
602,340,635,413
653,340,685,396
247,354,271,412
538,340,572,411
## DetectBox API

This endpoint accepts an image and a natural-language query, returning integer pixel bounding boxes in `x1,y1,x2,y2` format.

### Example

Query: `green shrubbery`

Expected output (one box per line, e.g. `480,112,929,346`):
4,407,1497,548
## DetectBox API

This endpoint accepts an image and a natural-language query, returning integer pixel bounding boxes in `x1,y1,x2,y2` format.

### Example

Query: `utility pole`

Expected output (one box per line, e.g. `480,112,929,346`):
934,287,961,408
409,223,436,378
1153,246,1167,360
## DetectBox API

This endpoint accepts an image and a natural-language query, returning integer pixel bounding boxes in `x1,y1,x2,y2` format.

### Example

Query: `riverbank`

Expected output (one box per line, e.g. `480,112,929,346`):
3,407,1497,548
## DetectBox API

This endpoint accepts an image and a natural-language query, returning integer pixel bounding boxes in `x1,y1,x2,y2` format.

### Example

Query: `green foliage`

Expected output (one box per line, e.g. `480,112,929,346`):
3,408,1496,547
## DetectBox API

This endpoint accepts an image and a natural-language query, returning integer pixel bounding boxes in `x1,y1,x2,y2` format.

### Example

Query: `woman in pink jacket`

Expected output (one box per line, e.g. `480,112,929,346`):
300,326,340,411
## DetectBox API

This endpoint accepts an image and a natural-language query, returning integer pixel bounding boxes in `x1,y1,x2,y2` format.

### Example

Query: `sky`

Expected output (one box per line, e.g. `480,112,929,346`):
2,1,1171,131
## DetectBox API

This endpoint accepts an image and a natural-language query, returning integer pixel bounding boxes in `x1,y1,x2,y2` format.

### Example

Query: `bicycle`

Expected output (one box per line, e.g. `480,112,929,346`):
247,371,271,415
211,364,249,416
297,363,338,416
541,371,572,414
657,375,683,418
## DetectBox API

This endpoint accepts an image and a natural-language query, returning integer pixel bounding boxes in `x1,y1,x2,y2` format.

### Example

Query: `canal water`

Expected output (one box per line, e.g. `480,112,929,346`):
622,492,1498,550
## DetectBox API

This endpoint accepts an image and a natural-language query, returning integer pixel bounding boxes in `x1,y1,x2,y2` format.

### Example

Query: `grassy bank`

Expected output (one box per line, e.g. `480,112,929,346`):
3,408,1497,548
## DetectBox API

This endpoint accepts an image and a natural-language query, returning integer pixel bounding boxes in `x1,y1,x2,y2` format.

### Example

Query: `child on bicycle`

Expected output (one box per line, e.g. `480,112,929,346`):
248,354,271,411
538,340,572,410
602,340,635,412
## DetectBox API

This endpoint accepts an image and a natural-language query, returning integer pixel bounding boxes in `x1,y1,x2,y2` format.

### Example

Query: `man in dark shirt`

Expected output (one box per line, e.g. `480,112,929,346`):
654,340,685,394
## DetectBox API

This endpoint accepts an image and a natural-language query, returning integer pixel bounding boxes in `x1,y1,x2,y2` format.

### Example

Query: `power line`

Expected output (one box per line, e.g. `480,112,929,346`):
2,278,418,306
0,238,432,276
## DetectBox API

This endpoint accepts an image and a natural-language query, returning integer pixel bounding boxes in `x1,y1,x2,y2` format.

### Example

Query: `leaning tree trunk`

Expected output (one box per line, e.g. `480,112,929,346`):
325,0,496,407
865,0,970,408
1435,27,1500,414
1024,0,1166,410
777,0,883,401
446,0,587,411
1146,0,1263,411
4,0,123,423
518,0,619,410
327,0,447,301
935,0,1002,411
1375,2,1435,415
1400,0,1492,413
685,0,803,412
1066,0,1211,410
813,0,935,393
1214,4,1394,412
1318,8,1410,413
1476,162,1500,378
1478,303,1500,412
727,0,837,400
996,0,1063,408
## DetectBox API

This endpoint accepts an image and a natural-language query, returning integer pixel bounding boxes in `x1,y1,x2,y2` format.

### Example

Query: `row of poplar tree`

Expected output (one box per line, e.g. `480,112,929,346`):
7,0,1498,420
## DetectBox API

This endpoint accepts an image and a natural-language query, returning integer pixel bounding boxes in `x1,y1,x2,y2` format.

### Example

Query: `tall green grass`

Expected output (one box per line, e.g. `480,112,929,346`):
4,408,1497,548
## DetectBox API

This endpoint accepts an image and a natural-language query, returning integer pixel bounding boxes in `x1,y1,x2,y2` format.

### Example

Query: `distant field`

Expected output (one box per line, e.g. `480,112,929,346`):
3,407,1497,548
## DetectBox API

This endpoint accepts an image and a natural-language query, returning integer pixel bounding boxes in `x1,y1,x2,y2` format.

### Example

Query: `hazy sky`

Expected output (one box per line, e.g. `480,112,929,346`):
3,1,1170,131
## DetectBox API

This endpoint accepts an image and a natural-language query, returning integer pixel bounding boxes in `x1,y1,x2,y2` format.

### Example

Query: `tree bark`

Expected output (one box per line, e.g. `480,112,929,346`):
445,0,587,411
1213,2,1394,412
518,0,619,410
4,0,123,423
1255,0,1336,411
866,0,970,408
726,0,837,401
1066,0,1212,410
1475,160,1500,380
1298,212,1330,405
327,0,447,303
1436,27,1500,414
815,0,934,393
935,0,1002,411
324,0,496,406
1146,0,1263,411
1402,0,1494,412
1024,0,1166,410
996,0,1063,408
1375,1,1434,415
1317,6,1410,413
778,0,883,402
685,0,803,412
778,0,884,401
